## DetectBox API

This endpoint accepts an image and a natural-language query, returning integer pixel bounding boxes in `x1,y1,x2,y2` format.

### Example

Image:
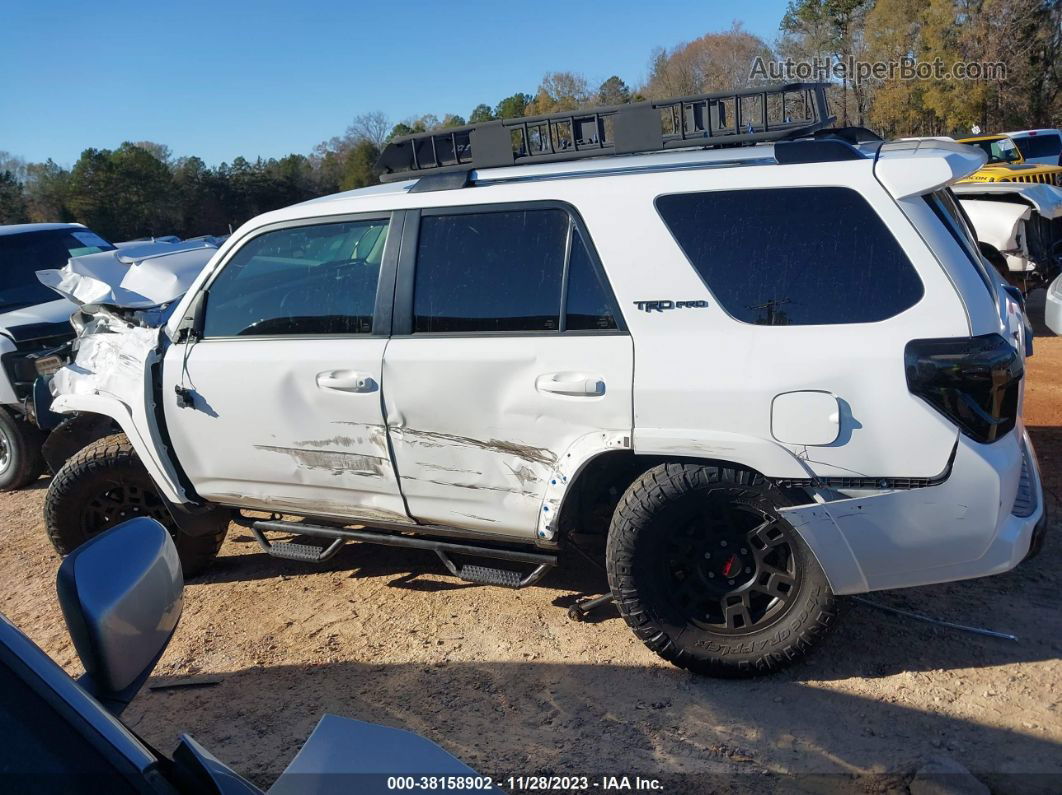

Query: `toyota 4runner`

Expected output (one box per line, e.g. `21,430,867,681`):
41,84,1048,676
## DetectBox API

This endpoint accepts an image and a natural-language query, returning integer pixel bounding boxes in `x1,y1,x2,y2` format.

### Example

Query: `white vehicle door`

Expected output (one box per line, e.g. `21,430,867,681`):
382,204,633,541
161,214,411,525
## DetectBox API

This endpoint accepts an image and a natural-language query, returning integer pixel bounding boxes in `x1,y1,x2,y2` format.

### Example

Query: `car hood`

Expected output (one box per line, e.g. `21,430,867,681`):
952,182,1062,218
37,240,219,309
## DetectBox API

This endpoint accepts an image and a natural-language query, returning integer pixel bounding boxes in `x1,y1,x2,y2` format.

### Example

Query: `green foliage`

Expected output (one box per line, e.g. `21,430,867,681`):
66,143,178,241
339,140,381,191
23,159,72,223
469,103,496,122
387,122,417,140
494,92,532,119
597,75,632,105
0,171,29,224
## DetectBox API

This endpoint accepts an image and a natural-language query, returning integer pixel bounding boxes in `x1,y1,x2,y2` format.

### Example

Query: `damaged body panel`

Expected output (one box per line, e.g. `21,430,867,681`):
161,337,411,524
37,238,223,308
40,241,222,496
381,335,633,541
952,182,1062,289
50,314,189,503
781,430,1040,594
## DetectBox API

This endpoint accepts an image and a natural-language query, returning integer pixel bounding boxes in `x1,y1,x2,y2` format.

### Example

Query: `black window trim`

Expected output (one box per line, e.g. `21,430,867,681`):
653,185,926,328
391,200,627,338
196,210,400,341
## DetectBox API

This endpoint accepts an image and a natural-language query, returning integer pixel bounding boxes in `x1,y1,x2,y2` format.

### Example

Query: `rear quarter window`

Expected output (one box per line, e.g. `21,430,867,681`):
656,187,924,326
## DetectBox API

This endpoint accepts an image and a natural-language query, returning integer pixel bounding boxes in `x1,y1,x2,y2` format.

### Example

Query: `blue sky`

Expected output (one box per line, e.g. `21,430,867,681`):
1,0,788,167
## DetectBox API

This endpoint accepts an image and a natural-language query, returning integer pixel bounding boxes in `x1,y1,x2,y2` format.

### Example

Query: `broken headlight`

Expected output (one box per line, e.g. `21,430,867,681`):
31,341,73,377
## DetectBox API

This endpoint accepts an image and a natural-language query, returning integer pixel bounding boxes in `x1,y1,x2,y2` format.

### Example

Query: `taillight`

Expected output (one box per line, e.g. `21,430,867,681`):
904,333,1023,443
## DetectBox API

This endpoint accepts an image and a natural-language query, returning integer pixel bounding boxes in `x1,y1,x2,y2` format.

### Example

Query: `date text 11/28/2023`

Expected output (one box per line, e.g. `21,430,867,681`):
385,775,664,791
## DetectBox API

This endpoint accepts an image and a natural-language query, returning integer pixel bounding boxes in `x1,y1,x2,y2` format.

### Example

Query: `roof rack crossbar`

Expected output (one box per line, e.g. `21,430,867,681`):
377,82,835,182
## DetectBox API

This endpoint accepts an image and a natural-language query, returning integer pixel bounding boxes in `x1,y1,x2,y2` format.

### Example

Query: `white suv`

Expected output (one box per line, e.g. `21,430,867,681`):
41,85,1047,676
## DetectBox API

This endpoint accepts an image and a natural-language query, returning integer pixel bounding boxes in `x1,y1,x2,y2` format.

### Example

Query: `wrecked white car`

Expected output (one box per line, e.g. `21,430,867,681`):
953,181,1062,292
32,238,221,482
40,84,1047,677
0,225,216,491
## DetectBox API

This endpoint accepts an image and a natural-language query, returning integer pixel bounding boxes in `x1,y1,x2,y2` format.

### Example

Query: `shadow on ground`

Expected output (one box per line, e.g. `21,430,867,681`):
199,502,1061,682
125,655,1062,794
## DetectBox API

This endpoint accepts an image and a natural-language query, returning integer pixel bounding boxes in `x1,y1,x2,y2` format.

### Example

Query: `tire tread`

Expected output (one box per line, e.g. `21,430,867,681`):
45,433,225,576
606,462,836,676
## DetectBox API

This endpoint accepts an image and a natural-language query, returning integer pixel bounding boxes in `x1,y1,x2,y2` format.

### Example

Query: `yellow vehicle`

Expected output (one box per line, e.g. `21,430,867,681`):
958,163,1062,187
957,134,1025,164
956,134,1062,186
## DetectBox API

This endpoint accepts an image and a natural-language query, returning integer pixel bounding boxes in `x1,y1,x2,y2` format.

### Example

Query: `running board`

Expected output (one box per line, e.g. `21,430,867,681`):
251,520,556,588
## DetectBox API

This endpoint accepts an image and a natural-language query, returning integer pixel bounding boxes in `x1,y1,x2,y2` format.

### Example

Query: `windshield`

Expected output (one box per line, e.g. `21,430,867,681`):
963,138,1020,164
0,228,114,310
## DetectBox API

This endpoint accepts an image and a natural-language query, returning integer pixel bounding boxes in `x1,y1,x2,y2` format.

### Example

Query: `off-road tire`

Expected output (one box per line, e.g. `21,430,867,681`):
0,407,46,491
45,433,226,576
606,463,836,676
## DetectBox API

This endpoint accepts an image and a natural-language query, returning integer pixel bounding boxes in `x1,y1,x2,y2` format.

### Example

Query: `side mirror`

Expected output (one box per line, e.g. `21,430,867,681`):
174,289,207,340
56,518,183,715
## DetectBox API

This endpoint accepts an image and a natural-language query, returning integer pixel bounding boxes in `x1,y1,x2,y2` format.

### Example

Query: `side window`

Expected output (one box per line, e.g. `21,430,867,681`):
1013,133,1061,160
413,209,568,333
565,229,618,331
656,187,924,326
203,218,388,337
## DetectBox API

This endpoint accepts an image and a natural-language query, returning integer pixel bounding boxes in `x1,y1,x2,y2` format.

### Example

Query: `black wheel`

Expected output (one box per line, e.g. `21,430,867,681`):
0,407,46,491
606,463,836,676
45,433,226,576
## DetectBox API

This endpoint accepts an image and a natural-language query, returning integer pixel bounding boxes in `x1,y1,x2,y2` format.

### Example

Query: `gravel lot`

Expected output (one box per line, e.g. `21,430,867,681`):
2,338,1060,793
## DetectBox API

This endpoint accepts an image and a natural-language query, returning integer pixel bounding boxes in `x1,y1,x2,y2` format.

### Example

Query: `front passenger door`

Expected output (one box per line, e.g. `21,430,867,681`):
162,215,411,525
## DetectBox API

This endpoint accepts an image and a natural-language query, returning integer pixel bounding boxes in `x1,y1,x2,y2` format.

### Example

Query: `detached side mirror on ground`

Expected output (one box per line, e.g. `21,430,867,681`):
56,516,183,715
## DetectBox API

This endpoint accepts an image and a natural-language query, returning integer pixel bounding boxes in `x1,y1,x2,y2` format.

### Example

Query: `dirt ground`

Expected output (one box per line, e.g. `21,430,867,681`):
3,339,1061,794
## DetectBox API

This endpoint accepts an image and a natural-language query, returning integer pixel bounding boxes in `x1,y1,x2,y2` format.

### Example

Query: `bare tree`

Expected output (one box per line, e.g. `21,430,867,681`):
643,23,775,99
526,72,592,115
346,111,391,149
0,151,27,182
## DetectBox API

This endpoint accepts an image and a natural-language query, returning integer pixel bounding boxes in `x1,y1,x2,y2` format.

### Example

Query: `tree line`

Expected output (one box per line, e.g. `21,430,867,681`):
1,0,1059,241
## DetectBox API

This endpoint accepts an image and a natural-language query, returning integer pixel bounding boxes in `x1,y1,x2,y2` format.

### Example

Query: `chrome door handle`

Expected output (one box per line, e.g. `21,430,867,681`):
316,370,378,393
535,372,605,397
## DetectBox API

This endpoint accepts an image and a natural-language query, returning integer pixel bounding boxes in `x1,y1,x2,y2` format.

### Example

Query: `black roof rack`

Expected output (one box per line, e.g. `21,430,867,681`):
377,82,834,183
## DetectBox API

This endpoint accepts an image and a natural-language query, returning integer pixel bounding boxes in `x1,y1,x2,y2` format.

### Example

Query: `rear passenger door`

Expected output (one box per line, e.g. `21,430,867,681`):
382,204,633,540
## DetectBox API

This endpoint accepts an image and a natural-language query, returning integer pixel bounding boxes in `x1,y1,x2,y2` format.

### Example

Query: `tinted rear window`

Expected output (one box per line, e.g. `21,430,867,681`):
656,187,924,326
1012,133,1061,159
